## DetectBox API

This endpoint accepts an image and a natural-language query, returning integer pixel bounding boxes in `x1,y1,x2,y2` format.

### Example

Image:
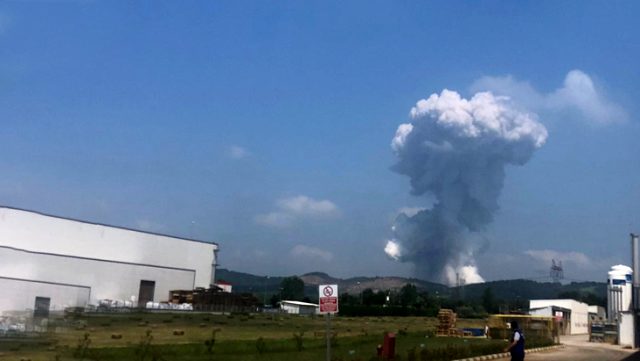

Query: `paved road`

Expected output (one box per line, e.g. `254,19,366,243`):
495,335,635,361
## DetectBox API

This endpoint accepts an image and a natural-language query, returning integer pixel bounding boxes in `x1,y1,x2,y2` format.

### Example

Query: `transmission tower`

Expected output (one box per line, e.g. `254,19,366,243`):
550,259,564,283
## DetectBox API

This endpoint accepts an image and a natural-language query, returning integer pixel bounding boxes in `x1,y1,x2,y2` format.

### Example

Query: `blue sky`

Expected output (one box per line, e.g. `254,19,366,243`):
1,1,638,283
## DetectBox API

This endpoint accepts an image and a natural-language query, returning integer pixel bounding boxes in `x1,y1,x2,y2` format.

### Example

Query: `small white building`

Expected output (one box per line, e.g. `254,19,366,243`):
529,299,589,334
280,300,319,315
214,280,232,293
529,305,571,335
0,206,218,314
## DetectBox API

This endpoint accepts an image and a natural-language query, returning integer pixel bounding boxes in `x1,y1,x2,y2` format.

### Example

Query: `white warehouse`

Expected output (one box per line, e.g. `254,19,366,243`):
280,300,319,315
529,299,589,334
0,206,218,314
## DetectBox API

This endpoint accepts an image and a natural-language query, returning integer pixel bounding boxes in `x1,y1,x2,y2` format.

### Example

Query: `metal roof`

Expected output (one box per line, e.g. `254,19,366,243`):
280,300,319,307
0,205,218,246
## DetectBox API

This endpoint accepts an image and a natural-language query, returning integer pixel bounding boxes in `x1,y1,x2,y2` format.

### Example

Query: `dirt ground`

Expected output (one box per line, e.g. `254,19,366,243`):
496,334,635,361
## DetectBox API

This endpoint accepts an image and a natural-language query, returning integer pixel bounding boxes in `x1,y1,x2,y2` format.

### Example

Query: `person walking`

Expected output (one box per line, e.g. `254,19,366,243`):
504,320,525,361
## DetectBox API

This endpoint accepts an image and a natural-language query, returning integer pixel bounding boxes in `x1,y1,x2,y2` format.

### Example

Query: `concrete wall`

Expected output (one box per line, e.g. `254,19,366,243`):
281,302,319,315
619,312,635,348
0,207,217,288
0,277,90,313
0,246,195,312
530,299,589,334
529,306,553,317
281,303,300,314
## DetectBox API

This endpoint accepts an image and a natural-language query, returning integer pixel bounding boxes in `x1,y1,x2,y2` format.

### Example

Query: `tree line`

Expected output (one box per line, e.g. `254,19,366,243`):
265,276,605,318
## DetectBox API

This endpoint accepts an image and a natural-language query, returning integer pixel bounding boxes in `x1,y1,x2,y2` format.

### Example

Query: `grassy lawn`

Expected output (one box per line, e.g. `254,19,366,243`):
0,312,516,361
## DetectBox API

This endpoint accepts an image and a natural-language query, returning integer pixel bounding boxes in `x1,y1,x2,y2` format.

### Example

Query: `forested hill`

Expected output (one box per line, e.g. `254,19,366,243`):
456,279,606,306
216,269,606,305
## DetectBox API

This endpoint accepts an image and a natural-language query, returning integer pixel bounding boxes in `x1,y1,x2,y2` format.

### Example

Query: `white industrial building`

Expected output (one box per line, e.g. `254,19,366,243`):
280,300,319,315
0,206,218,315
529,299,589,334
214,280,233,293
529,304,572,335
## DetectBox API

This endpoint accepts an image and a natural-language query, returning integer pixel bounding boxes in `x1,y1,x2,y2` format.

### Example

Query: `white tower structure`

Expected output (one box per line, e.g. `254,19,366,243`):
607,264,633,321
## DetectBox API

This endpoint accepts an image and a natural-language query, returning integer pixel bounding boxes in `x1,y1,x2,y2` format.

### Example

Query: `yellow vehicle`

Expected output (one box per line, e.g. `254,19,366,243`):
488,314,559,344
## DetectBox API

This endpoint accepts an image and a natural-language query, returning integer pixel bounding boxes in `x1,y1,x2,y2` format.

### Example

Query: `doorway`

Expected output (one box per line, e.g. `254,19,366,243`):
34,296,51,318
138,280,156,307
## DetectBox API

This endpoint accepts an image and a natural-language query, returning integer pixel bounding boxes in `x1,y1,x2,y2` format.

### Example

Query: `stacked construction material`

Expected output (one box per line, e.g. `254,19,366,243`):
168,287,260,313
436,308,457,336
169,290,194,304
145,302,193,311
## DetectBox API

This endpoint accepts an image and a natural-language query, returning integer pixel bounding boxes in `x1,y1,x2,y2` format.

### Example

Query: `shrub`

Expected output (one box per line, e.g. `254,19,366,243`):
256,337,266,354
135,330,153,361
73,333,92,360
292,331,304,351
419,348,429,361
204,328,219,358
330,332,339,348
406,346,418,361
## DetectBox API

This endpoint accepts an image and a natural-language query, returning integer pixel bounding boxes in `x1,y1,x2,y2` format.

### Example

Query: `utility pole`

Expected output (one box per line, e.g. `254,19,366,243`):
263,276,269,307
631,233,639,348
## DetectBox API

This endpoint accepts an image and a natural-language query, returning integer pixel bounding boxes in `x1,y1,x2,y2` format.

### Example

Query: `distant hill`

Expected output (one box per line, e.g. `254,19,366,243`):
216,269,448,299
457,279,606,305
216,269,606,305
298,272,449,295
215,269,284,293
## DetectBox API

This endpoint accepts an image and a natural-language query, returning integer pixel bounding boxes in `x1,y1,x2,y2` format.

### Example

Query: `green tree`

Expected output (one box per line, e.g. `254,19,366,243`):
558,291,605,307
361,288,386,306
269,294,280,307
557,291,580,300
482,287,497,314
400,283,418,308
280,276,305,301
339,292,359,306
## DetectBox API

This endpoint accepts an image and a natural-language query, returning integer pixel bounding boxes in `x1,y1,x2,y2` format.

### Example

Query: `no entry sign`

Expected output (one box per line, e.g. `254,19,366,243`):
319,284,339,314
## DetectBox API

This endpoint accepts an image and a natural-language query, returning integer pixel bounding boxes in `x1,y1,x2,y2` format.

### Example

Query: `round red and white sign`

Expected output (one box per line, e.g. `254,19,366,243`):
323,286,334,297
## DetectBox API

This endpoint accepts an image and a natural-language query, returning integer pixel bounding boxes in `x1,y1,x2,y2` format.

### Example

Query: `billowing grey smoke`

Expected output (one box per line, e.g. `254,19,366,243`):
387,90,547,285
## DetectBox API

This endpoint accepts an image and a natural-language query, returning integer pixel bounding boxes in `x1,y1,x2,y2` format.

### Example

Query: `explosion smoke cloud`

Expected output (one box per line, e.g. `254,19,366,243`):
387,89,547,285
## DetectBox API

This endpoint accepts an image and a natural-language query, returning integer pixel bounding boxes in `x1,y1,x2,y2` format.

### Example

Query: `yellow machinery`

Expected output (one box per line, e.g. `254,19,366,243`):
488,314,559,344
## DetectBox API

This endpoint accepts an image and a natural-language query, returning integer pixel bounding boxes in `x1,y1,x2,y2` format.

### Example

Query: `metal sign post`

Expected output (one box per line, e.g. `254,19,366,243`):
319,284,338,361
631,233,639,348
325,312,331,361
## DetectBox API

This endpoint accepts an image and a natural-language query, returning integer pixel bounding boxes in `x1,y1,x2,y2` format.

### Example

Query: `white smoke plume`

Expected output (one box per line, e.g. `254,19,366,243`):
384,239,402,261
388,89,547,285
444,263,485,285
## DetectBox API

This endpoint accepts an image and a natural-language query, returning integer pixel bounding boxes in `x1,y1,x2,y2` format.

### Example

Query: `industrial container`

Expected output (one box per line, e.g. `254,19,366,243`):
607,265,633,321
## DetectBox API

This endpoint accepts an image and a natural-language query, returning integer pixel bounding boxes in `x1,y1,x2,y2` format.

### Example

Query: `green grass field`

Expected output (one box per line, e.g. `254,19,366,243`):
0,312,548,361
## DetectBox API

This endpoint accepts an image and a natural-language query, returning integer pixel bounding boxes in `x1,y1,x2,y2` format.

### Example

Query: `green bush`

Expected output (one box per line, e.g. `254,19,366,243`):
73,333,92,360
204,328,219,354
293,331,305,351
256,337,267,354
407,346,417,361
